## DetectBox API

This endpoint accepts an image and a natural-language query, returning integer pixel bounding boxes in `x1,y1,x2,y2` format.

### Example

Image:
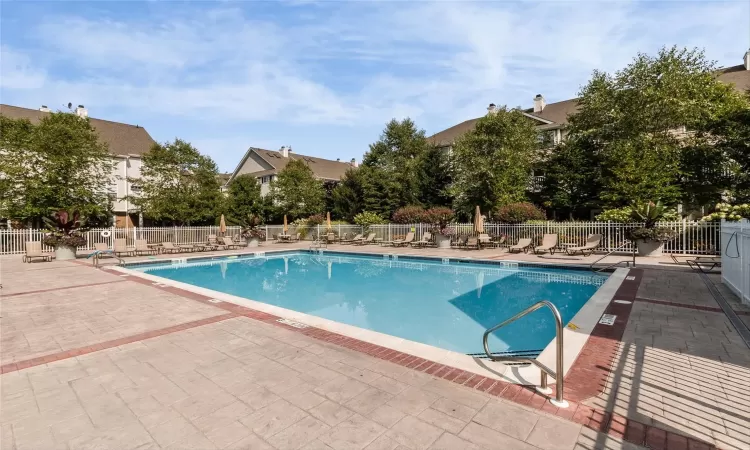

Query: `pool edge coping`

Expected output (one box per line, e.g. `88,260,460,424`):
113,248,627,387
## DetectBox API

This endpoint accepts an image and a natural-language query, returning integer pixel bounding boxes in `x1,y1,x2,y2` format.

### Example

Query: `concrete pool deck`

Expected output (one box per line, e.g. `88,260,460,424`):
1,244,748,450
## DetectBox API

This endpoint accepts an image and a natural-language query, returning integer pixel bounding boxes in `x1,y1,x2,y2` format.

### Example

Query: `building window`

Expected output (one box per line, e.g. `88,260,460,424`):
130,184,142,194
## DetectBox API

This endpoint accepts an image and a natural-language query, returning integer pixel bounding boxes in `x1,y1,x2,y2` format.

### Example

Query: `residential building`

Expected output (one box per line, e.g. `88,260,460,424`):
226,146,357,195
0,104,157,228
428,50,750,192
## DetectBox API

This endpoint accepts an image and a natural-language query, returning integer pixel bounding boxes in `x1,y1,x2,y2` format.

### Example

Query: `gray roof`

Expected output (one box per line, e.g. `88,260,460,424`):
0,104,156,157
230,147,355,182
428,65,750,147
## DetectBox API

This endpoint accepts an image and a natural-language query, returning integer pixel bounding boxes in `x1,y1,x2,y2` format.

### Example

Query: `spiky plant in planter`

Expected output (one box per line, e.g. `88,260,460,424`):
625,201,677,257
237,214,266,247
43,210,87,260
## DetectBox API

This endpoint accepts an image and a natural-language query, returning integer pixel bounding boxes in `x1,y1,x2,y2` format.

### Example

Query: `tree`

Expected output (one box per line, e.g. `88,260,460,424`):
540,138,603,219
363,118,429,207
332,168,365,222
0,112,114,225
331,165,406,222
450,106,537,217
704,103,750,202
226,174,269,222
566,46,746,206
416,146,453,208
270,159,325,219
133,139,222,225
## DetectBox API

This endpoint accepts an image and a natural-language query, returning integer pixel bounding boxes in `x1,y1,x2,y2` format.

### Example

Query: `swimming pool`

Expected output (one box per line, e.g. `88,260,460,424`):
132,251,608,356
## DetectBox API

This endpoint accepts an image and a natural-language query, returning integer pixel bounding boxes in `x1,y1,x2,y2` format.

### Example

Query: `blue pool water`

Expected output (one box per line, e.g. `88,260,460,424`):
134,252,607,355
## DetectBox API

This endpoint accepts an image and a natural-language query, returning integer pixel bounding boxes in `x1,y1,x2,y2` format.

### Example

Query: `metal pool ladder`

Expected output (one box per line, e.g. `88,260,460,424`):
482,300,569,408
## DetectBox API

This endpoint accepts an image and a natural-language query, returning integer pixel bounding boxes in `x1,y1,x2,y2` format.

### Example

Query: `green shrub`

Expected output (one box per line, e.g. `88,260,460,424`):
596,204,680,223
307,214,325,226
494,202,546,223
354,211,386,229
701,203,750,221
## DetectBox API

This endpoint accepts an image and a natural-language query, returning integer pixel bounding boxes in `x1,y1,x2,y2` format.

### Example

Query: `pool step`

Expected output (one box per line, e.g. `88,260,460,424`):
466,349,542,366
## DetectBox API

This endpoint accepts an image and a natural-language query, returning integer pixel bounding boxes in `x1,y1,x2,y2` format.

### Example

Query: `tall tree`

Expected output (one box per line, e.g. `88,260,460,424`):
133,139,222,225
416,146,453,208
566,46,746,206
703,103,750,202
450,106,537,217
363,118,429,206
226,174,269,222
332,168,365,222
0,112,113,225
270,159,325,219
540,138,603,219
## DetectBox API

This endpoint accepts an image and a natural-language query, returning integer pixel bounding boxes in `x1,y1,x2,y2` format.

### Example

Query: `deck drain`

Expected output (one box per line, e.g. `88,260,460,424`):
614,300,632,305
625,276,636,281
598,314,617,325
277,318,309,329
208,299,223,304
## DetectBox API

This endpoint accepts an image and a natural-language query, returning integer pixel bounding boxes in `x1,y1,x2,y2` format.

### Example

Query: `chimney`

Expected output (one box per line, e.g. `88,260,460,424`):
75,105,88,118
486,103,497,115
336,158,340,162
350,158,358,168
280,146,289,157
39,105,51,112
533,95,545,113
744,49,750,70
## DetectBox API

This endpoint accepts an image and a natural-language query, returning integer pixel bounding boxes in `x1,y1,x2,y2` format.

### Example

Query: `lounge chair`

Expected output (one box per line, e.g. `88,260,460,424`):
90,242,114,259
465,237,480,250
220,236,242,250
565,234,602,256
534,234,559,255
390,232,414,247
23,241,53,263
161,242,193,254
292,233,301,242
114,239,134,257
411,232,432,248
325,233,336,245
451,235,468,249
686,256,722,273
355,233,377,245
343,233,363,244
509,238,533,253
208,234,226,250
134,240,157,256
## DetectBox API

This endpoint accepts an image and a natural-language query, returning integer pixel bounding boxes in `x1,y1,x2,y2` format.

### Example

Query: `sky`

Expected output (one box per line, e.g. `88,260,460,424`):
1,0,749,173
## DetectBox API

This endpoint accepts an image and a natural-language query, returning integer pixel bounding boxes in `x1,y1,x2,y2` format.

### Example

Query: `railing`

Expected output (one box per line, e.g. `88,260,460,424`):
589,241,636,272
482,300,568,407
721,220,749,305
0,221,720,256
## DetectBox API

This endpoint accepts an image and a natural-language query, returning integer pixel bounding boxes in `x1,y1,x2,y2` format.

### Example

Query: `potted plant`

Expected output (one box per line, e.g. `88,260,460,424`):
238,214,266,247
424,207,455,248
626,201,676,257
42,210,87,260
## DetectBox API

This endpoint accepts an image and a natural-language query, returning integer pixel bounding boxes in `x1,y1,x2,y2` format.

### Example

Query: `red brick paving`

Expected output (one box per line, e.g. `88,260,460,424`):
3,266,719,449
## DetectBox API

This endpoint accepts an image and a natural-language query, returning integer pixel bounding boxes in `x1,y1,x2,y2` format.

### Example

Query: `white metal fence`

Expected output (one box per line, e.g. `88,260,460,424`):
0,221,721,256
721,220,749,306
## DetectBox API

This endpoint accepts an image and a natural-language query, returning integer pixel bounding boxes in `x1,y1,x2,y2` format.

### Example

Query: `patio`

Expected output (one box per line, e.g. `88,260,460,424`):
1,243,747,450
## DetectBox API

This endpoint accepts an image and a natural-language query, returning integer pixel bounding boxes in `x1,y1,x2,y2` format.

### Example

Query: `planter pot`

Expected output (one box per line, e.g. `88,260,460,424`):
246,237,259,248
635,239,664,257
435,234,451,249
54,245,77,261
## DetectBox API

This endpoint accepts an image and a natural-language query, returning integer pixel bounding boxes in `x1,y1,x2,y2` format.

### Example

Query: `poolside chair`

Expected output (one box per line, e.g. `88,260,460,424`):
91,242,114,258
565,234,602,256
220,236,243,250
293,233,301,242
411,232,432,248
355,233,377,245
343,233,363,244
534,234,559,255
114,239,134,257
465,237,480,250
161,242,194,254
325,233,336,245
23,241,53,263
390,232,414,247
207,234,226,250
508,238,533,253
451,235,468,249
134,240,157,256
686,256,722,273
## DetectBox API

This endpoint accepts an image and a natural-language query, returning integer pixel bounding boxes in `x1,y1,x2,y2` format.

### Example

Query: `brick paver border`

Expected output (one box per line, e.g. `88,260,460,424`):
2,279,129,297
1,265,717,449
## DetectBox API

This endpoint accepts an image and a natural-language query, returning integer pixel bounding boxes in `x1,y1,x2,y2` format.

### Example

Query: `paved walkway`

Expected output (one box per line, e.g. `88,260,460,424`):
1,245,747,450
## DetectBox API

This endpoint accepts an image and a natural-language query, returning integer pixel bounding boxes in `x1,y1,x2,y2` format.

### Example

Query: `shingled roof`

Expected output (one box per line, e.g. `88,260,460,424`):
0,104,156,157
229,147,355,182
428,63,750,147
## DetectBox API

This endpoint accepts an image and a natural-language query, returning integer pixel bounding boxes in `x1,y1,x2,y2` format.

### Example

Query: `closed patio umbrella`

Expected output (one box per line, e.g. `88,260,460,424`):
474,206,484,233
283,215,288,234
219,214,227,236
326,212,331,231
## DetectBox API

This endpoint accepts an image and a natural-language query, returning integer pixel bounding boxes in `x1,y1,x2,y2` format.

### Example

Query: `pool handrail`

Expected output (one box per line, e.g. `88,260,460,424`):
482,300,569,408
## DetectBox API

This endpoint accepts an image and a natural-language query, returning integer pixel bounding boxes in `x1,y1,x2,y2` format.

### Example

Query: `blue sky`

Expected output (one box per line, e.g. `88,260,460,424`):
2,0,749,172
